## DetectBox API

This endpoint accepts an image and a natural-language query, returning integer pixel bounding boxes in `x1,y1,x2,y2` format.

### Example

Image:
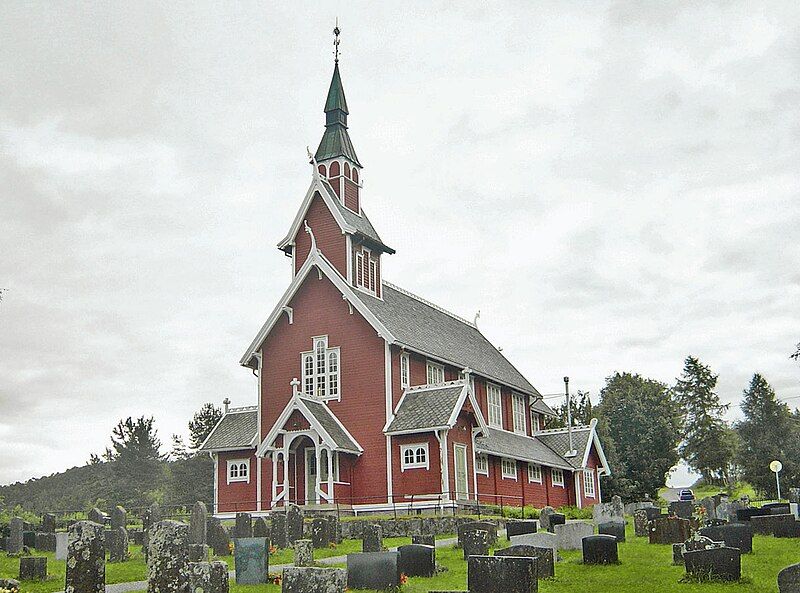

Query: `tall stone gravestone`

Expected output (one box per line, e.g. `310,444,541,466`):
462,529,490,560
66,521,105,593
778,563,800,593
554,522,594,551
234,513,253,539
187,561,228,593
346,551,400,591
649,516,690,545
111,506,127,531
271,513,287,548
362,524,383,553
293,540,314,567
282,567,347,593
88,508,106,525
253,517,269,539
593,499,624,525
668,501,693,520
495,544,555,578
19,557,47,581
8,517,23,555
190,502,207,545
397,544,436,578
148,521,189,593
326,515,340,545
467,555,538,593
311,518,329,549
633,508,661,537
286,505,304,545
55,532,68,561
109,527,129,563
598,521,625,542
42,513,56,533
233,537,268,585
207,518,231,556
539,506,556,532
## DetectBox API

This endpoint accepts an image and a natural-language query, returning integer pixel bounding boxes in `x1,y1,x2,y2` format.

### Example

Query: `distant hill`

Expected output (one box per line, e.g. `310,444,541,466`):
0,455,213,516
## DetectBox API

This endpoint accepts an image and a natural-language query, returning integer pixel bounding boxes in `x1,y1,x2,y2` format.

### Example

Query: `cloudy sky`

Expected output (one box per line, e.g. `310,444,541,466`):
1,1,798,488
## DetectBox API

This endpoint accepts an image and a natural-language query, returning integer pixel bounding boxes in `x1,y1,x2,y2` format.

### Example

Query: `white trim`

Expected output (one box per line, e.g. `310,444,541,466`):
551,467,565,488
583,468,596,498
453,443,469,501
527,462,542,483
213,454,219,512
426,360,445,385
400,352,410,390
400,443,430,471
240,249,395,367
346,234,353,284
385,341,393,504
255,352,263,511
227,458,251,484
512,392,526,434
475,452,489,476
300,336,341,401
438,429,450,501
575,470,582,509
487,383,503,429
501,457,517,480
471,428,480,497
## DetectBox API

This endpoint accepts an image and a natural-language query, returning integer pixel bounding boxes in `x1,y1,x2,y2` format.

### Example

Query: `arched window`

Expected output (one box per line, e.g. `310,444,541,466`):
404,448,415,466
344,162,350,177
318,164,327,177
227,458,249,483
239,463,248,478
300,336,341,400
400,443,429,470
352,168,359,183
315,340,327,397
415,447,427,464
328,351,339,397
230,464,239,478
329,161,340,177
304,354,314,396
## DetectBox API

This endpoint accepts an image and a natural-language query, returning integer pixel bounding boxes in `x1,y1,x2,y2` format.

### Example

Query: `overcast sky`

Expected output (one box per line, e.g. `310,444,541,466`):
1,1,798,488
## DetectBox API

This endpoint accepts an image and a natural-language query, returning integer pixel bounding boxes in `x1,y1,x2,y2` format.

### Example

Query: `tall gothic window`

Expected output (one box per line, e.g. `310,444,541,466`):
301,336,340,399
355,248,378,295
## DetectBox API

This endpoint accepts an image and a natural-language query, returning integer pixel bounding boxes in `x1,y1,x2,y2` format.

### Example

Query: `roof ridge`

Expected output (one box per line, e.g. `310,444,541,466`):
382,281,477,328
227,406,258,413
536,424,592,435
406,379,467,393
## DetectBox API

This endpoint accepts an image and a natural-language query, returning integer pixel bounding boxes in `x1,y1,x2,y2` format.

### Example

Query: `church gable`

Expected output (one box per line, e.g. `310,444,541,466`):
292,191,347,278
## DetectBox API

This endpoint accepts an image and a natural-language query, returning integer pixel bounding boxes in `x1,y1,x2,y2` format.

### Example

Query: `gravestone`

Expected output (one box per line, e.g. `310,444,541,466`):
234,513,253,539
683,533,723,553
593,500,623,525
190,502,207,545
649,516,690,545
554,522,593,551
789,489,800,504
188,544,209,562
87,508,107,525
736,508,767,522
0,580,19,591
187,560,228,593
774,520,800,538
716,500,744,523
282,567,347,593
35,532,56,552
346,551,400,591
19,557,47,581
633,509,655,537
398,544,436,578
109,526,129,562
148,521,190,593
673,543,685,565
362,524,383,553
778,563,800,593
668,501,693,520
751,514,795,536
538,507,556,532
253,517,269,539
325,515,340,544
598,521,625,542
66,521,105,593
9,517,25,554
55,532,68,561
293,539,314,567
624,501,656,516
697,497,716,520
111,506,127,531
506,520,538,539
495,545,555,578
42,513,56,534
270,513,287,548
462,529,490,560
699,523,753,554
311,518,329,549
234,537,268,585
684,546,741,582
458,521,498,545
548,514,566,533
286,504,304,545
207,518,231,556
763,502,791,515
412,534,435,546
582,534,618,565
509,532,558,561
23,531,36,548
467,555,538,593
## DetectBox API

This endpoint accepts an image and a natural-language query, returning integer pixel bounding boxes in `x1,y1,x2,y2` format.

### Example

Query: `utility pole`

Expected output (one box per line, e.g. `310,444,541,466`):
565,376,577,457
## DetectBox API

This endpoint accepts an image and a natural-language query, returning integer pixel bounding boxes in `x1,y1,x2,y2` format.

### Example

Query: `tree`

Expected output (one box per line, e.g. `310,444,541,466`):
594,372,682,500
188,403,223,450
106,416,166,507
735,373,799,496
673,356,735,485
548,390,594,429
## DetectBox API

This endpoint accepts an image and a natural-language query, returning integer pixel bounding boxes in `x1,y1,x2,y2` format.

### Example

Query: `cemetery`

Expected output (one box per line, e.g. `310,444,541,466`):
1,496,799,593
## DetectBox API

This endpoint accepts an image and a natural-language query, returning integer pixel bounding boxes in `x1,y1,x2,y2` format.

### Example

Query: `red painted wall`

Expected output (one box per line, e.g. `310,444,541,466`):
343,178,359,213
446,411,475,499
216,450,258,513
293,192,347,278
578,445,602,507
259,272,387,508
391,433,441,502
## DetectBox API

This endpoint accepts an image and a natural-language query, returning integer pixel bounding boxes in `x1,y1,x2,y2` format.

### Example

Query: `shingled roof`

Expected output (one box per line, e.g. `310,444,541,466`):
301,397,362,453
475,427,574,470
358,283,537,395
319,179,393,253
536,425,594,469
531,397,557,417
385,383,467,434
200,407,258,452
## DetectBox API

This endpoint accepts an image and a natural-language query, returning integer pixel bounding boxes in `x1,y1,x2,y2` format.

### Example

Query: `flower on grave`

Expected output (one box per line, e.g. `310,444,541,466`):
228,542,234,554
696,506,707,517
400,573,409,585
328,542,336,549
268,573,282,585
269,545,277,555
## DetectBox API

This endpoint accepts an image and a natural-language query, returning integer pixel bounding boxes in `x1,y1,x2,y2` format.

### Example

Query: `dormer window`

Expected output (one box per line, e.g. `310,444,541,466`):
426,361,445,385
301,336,340,400
355,248,378,295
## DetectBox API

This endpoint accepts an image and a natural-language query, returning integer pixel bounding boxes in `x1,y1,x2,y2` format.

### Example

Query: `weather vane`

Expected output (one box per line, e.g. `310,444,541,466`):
333,19,340,63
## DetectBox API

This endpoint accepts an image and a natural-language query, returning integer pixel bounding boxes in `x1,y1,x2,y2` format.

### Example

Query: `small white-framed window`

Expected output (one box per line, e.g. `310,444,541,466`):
320,451,340,482
512,393,526,434
426,361,445,385
475,453,489,475
583,469,596,498
551,468,565,487
528,463,542,483
400,353,410,390
355,248,378,295
227,459,250,484
501,458,517,480
531,412,541,432
487,383,503,428
301,336,340,400
400,443,429,471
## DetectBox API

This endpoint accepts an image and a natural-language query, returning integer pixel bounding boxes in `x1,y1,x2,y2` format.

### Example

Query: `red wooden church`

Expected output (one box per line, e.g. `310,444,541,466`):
201,36,610,516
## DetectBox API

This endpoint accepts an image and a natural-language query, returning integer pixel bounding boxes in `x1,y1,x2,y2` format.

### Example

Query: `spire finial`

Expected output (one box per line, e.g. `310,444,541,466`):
333,19,341,64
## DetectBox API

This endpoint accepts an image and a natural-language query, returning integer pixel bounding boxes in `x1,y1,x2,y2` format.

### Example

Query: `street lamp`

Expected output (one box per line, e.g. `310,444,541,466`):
770,460,783,500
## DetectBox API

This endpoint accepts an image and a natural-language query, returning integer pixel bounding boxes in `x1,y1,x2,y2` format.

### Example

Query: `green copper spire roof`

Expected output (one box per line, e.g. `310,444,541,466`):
315,63,361,166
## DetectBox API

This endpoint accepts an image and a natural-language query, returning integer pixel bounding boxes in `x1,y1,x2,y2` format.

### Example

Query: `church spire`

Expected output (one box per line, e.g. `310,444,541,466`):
315,23,361,168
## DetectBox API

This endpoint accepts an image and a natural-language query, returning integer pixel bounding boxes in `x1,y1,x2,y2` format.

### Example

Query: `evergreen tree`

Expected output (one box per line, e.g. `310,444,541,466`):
107,416,166,507
674,356,735,485
735,373,799,496
549,390,594,429
188,403,223,450
595,372,682,499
